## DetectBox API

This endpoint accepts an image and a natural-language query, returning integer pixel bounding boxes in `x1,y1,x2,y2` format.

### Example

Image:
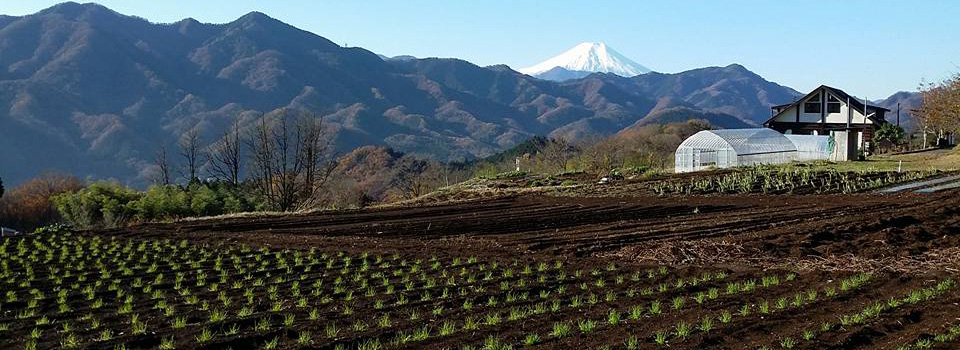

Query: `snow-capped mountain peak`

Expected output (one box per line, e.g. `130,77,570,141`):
517,42,651,79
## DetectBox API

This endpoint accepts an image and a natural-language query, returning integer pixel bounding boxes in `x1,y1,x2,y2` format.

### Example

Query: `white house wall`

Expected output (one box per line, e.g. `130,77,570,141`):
772,105,798,123
823,91,873,124
772,92,835,123
799,106,822,123
771,90,874,125
799,89,824,122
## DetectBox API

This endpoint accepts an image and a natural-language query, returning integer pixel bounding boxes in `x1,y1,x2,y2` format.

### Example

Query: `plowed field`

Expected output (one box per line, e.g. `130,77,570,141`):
4,189,959,350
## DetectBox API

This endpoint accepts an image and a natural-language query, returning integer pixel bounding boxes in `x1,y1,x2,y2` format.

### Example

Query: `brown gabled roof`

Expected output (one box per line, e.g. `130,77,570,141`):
764,85,889,126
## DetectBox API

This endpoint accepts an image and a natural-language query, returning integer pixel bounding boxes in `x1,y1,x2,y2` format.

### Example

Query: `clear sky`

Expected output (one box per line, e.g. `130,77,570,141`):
4,1,959,98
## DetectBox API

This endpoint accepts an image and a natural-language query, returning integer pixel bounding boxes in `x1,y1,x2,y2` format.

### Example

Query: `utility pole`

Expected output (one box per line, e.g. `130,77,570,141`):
897,103,900,127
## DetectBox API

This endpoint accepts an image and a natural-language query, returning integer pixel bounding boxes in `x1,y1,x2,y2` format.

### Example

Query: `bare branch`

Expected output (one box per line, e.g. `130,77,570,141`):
207,119,243,184
245,109,336,211
153,145,172,186
178,129,201,183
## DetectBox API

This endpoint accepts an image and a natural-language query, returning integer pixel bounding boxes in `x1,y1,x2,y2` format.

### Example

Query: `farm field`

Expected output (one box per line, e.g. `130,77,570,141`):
3,231,958,350
4,170,960,350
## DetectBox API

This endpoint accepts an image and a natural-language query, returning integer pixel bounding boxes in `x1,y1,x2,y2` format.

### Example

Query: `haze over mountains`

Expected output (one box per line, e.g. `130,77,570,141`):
0,3,918,186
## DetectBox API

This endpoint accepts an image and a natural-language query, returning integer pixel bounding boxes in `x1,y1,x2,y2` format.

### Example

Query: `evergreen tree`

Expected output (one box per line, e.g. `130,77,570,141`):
874,123,906,145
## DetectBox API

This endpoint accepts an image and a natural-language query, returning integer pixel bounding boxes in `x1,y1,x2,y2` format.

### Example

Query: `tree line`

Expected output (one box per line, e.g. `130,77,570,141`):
1,117,728,231
915,73,960,147
150,109,334,212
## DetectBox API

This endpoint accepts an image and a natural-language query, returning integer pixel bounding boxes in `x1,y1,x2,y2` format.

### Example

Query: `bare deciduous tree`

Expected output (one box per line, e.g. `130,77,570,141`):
246,109,335,211
297,115,336,204
391,156,441,199
575,136,621,177
153,145,172,185
207,119,244,184
178,129,201,183
539,137,572,173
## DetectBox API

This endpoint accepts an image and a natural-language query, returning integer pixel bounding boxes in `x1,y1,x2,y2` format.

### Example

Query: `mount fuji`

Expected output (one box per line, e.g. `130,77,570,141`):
517,42,652,81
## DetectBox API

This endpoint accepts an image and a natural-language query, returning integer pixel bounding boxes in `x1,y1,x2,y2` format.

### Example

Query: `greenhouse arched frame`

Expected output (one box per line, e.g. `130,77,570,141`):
674,128,832,173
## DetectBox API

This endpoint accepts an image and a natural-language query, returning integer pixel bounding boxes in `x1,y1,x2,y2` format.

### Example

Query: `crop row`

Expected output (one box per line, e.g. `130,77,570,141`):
1,233,755,350
762,279,956,350
650,165,937,195
13,233,913,350
896,323,960,350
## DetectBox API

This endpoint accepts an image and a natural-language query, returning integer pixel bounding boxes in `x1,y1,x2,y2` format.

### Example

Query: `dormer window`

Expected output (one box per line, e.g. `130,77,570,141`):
803,92,821,113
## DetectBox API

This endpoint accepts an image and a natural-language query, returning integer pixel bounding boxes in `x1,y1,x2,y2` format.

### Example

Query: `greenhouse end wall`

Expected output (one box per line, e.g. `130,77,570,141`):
785,134,833,161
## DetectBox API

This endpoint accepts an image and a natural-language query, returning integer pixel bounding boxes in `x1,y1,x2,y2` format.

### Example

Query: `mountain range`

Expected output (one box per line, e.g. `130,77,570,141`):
0,3,919,187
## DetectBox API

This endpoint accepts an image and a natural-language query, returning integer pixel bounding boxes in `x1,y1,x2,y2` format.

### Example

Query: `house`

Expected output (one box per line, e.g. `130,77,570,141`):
764,85,889,160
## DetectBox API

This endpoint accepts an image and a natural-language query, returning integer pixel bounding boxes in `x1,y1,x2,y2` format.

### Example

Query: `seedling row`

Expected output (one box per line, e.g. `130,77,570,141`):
1,233,953,350
650,166,937,195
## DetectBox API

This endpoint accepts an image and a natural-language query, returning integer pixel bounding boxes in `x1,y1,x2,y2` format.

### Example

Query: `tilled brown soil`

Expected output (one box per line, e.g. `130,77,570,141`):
112,189,960,270
77,189,960,349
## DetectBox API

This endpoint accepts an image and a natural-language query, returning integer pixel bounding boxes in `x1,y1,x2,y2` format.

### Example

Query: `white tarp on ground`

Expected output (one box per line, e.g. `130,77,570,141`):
675,128,833,172
1,227,23,237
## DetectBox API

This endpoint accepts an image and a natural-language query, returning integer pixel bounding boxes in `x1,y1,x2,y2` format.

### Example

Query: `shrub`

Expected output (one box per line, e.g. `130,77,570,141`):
493,171,527,180
52,181,263,227
135,186,191,220
189,185,222,216
608,166,650,179
473,162,501,179
52,182,142,229
0,174,83,231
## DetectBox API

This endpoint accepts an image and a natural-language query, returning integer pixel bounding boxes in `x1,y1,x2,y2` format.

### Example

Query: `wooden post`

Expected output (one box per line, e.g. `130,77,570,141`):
897,103,900,127
861,97,868,153
820,89,826,134
846,97,851,128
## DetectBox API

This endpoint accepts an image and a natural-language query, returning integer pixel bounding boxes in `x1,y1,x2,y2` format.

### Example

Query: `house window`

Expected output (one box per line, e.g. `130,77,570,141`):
804,92,821,113
827,103,841,113
826,93,841,113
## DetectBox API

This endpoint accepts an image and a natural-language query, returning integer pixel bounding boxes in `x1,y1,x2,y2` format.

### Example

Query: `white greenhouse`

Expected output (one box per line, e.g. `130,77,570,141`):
784,134,833,161
674,128,833,173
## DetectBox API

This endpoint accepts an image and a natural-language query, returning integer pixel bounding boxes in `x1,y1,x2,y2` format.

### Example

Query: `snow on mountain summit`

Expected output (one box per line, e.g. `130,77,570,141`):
518,42,651,78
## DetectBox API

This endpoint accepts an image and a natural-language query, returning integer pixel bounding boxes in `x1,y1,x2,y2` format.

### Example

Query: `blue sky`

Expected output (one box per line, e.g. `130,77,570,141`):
4,1,959,98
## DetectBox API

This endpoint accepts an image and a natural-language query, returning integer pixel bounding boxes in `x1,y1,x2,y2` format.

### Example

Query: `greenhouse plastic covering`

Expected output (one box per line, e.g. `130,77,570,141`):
699,128,797,155
785,134,833,161
675,128,831,173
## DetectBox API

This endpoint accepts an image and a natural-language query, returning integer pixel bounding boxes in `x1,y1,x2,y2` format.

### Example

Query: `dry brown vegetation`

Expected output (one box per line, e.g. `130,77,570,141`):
0,173,83,230
916,72,960,146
